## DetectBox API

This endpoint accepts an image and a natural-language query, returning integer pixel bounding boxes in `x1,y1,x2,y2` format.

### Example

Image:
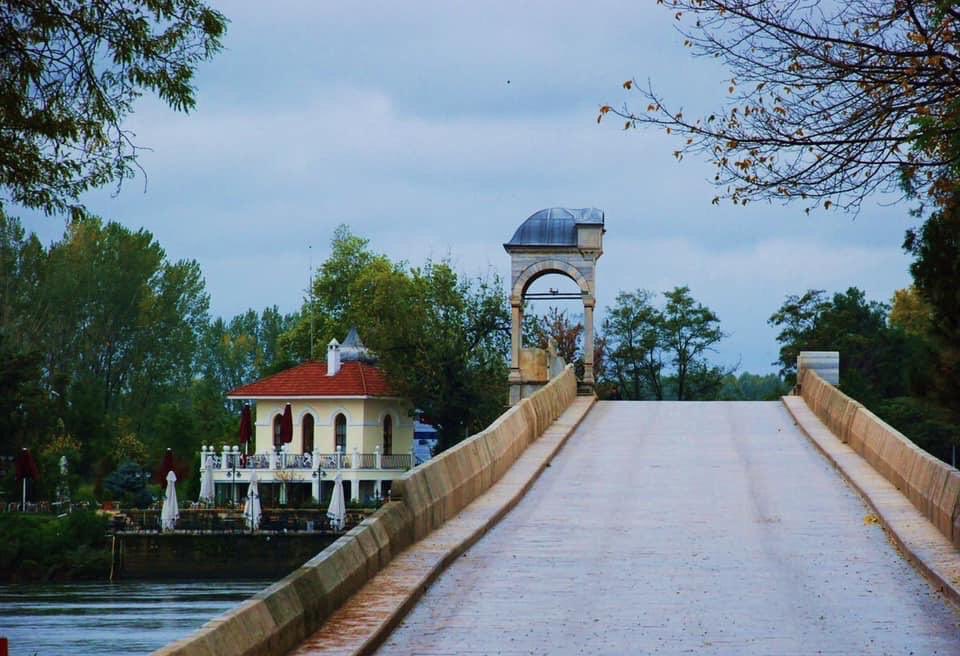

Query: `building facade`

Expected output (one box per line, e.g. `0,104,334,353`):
203,329,415,506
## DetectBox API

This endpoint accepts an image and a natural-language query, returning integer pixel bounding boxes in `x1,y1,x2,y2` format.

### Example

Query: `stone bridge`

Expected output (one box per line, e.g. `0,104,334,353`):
158,366,960,655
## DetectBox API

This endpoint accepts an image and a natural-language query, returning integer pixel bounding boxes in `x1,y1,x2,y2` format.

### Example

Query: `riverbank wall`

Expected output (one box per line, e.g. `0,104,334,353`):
114,533,340,580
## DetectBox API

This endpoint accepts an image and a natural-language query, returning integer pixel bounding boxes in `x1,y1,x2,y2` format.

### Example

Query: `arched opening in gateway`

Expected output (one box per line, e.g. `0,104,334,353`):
520,272,585,355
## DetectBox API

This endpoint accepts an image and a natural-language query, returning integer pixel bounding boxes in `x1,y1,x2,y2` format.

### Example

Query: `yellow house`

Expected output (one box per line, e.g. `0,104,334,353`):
210,329,415,505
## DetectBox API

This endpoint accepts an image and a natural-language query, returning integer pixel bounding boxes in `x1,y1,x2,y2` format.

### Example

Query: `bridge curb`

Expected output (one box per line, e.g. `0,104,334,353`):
783,395,960,609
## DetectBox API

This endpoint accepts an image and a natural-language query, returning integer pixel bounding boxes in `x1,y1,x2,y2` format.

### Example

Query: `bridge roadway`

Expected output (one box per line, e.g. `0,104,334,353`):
376,401,960,655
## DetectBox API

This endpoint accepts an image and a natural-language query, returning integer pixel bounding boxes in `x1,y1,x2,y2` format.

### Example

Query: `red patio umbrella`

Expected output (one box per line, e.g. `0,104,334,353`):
15,448,40,509
159,448,175,489
239,404,253,455
280,403,293,444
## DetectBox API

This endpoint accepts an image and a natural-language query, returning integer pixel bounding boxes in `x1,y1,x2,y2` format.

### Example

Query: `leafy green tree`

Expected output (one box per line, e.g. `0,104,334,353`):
890,287,935,337
353,260,510,451
904,202,960,412
280,225,390,361
277,227,510,451
603,290,663,400
0,217,53,451
1,1,227,216
661,286,728,401
769,288,925,404
603,287,730,400
103,461,152,508
197,306,298,400
0,217,210,476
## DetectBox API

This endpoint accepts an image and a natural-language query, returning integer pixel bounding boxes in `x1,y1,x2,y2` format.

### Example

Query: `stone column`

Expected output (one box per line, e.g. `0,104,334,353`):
583,296,595,386
509,300,523,383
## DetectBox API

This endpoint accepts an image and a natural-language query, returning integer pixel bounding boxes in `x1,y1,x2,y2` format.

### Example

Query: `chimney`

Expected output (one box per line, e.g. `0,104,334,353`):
327,338,341,376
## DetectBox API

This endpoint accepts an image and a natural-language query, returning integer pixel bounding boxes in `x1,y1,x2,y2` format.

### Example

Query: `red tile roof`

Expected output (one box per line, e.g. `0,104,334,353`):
227,361,396,399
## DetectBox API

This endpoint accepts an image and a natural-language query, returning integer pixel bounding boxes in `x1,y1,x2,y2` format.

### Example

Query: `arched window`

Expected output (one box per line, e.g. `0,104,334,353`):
273,414,283,448
302,413,314,454
334,414,347,452
383,415,393,455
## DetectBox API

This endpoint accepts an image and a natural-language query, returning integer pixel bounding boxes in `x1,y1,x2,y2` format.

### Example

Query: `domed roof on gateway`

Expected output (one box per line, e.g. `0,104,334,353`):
504,207,604,248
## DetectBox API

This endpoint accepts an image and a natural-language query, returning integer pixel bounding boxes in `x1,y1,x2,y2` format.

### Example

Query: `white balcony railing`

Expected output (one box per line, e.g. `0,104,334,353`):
201,447,413,473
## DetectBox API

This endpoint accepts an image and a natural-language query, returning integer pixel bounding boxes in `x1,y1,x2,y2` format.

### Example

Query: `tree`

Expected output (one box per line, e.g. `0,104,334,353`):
601,1,960,212
353,260,510,452
769,286,960,462
1,217,210,474
278,227,511,452
769,287,924,403
103,461,151,508
661,286,728,400
0,1,227,216
523,306,585,374
890,286,935,336
603,286,730,400
904,201,960,409
280,225,389,361
196,306,298,401
603,290,664,400
768,290,831,383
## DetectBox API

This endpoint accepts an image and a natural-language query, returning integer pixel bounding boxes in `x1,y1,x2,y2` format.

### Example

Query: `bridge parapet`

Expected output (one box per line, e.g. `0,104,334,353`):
798,368,960,549
155,366,580,656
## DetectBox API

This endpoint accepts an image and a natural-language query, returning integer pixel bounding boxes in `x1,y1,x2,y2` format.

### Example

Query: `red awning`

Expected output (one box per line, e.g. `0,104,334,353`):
239,404,253,445
15,449,40,481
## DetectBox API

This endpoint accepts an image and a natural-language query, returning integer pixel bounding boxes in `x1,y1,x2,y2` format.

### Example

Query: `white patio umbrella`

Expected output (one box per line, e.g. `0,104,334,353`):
160,470,179,531
326,471,346,532
198,455,215,504
243,471,261,531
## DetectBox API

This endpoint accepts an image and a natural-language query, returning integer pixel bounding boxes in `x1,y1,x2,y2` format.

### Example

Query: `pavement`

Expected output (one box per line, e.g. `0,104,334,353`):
377,401,960,655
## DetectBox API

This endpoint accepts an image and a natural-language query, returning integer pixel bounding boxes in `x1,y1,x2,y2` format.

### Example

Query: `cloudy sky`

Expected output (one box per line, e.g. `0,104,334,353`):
22,0,917,374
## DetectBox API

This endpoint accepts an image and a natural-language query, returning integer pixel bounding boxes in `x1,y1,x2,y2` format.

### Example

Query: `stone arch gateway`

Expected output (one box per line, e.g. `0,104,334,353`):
504,207,604,404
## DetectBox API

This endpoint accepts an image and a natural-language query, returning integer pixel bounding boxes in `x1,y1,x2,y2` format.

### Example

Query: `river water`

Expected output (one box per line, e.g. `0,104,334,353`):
0,580,268,655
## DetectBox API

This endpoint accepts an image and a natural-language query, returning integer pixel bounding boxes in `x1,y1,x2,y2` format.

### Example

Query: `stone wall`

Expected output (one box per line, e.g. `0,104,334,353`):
155,366,579,656
798,368,960,547
118,533,338,580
